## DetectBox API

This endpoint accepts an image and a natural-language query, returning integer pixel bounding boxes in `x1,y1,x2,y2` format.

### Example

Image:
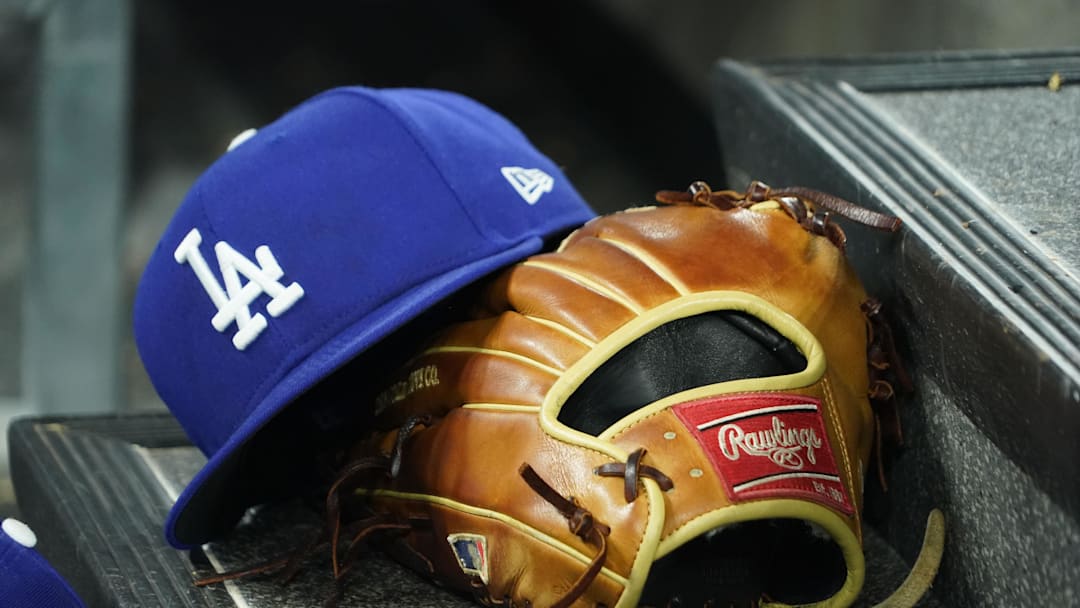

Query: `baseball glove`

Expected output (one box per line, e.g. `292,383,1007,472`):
200,181,943,607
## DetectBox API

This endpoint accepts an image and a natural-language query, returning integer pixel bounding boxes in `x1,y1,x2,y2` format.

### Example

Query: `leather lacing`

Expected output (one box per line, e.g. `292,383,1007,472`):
471,453,669,608
518,464,612,608
193,456,407,607
193,415,432,608
862,298,913,491
594,448,675,502
857,301,948,608
654,180,903,253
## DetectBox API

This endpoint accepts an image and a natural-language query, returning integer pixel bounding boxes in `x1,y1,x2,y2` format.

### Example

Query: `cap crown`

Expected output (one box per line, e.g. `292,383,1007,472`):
133,87,595,547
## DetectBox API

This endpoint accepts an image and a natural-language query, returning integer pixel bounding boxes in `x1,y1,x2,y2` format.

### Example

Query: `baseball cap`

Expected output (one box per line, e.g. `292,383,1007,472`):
0,518,86,608
133,86,595,549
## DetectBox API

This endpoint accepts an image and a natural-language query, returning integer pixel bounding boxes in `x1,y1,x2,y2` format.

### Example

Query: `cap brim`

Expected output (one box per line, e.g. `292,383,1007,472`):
165,236,547,549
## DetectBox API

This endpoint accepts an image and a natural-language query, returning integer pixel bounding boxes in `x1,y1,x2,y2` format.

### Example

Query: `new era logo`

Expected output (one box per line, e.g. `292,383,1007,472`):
174,228,304,351
500,166,554,205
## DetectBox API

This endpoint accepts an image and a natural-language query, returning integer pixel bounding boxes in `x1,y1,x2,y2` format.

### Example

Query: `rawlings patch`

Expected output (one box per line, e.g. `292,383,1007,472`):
447,533,489,583
673,393,853,515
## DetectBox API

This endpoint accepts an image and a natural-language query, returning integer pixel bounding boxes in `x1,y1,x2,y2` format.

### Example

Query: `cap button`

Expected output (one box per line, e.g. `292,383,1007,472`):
2,518,38,548
226,127,258,151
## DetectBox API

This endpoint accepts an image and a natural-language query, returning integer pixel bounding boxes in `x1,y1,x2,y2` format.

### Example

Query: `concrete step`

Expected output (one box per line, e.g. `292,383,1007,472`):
710,48,1080,607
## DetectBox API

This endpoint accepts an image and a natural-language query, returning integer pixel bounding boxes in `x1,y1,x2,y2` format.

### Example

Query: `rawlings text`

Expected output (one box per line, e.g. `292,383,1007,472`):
717,416,823,470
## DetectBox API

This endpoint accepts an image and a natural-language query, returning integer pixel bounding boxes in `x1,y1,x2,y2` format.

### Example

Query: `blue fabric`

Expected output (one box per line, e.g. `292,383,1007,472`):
133,87,595,549
0,522,85,608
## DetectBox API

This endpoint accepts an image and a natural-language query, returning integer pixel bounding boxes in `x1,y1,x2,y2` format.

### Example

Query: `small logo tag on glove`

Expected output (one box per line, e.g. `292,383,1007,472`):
447,533,489,583
673,393,853,515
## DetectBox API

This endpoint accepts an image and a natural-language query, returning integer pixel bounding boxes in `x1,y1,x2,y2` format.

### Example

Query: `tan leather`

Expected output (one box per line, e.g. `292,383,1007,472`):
358,199,880,607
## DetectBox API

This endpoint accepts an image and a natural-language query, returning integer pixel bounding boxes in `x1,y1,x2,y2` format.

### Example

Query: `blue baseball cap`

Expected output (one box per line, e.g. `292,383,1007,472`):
0,519,85,608
134,86,595,549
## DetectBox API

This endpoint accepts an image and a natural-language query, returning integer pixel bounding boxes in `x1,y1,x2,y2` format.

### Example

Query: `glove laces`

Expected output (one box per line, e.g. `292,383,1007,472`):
192,414,435,607
655,180,902,253
519,463,611,608
594,448,674,502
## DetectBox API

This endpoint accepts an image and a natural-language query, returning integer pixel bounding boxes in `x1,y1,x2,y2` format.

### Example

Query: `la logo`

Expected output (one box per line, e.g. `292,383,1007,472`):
173,228,304,351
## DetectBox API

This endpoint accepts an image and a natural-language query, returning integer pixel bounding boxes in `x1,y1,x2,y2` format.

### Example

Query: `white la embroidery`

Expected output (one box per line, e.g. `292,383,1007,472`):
500,166,554,205
174,228,304,351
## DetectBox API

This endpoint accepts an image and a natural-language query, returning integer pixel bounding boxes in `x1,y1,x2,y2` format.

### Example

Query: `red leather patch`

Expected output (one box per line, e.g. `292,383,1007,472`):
672,393,853,515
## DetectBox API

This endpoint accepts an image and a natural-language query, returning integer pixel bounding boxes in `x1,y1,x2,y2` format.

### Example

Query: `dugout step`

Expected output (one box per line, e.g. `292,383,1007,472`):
6,414,473,607
7,413,938,607
710,48,1080,608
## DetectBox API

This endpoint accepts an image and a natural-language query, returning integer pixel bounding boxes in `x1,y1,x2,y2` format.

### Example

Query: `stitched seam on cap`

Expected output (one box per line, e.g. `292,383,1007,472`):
351,88,494,245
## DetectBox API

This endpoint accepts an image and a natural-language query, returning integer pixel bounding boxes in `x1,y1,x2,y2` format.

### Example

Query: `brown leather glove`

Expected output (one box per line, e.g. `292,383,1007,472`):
338,181,912,608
